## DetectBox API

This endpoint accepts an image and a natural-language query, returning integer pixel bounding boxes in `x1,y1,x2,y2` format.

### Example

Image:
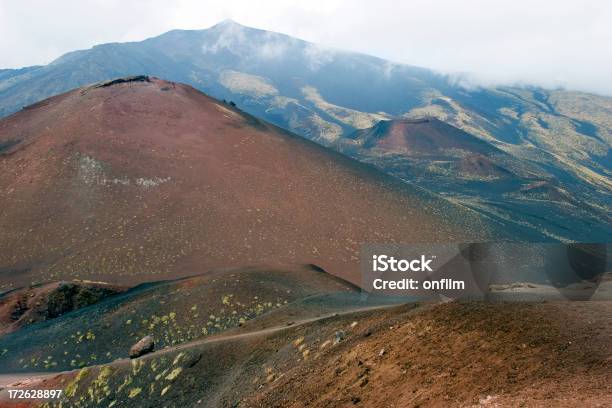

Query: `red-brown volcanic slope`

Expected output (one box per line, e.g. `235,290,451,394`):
0,281,124,335
458,154,514,178
351,118,501,156
0,78,502,289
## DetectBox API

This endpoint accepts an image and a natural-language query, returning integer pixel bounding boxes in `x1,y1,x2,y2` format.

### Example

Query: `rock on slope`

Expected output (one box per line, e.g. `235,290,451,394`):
0,264,360,372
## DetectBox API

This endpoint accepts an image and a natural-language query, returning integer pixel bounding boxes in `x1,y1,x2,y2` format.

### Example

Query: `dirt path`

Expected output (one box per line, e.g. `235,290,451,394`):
2,301,610,407
0,302,403,390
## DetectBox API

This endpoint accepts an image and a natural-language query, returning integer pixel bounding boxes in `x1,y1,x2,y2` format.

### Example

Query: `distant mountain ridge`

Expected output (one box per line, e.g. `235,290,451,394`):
0,20,610,241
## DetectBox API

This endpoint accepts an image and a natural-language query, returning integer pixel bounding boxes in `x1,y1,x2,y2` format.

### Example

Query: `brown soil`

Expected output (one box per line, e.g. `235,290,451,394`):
1,301,609,408
246,301,612,408
0,281,124,335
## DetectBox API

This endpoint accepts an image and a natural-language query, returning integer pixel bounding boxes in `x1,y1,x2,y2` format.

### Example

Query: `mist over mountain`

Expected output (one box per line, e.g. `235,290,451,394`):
1,20,610,241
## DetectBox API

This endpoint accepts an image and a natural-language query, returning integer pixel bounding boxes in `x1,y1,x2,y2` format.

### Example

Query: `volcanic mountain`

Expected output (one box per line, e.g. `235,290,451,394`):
336,118,513,178
0,77,530,290
335,117,520,182
340,118,503,155
1,20,610,242
1,20,609,193
334,118,612,241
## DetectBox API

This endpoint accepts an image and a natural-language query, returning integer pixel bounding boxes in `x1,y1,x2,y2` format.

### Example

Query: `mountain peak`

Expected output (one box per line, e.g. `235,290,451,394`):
92,75,151,88
212,18,243,29
346,116,499,156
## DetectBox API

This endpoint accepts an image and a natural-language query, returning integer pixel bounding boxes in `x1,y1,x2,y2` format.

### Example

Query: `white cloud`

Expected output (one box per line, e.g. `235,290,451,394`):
201,20,248,55
0,0,611,95
302,43,337,71
255,31,295,60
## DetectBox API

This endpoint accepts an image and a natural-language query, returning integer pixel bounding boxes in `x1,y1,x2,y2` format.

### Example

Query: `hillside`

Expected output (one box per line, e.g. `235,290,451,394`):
0,264,363,373
0,76,524,291
1,300,610,407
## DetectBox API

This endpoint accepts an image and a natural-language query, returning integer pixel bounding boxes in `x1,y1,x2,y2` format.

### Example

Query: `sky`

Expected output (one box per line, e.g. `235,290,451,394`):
1,0,611,95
